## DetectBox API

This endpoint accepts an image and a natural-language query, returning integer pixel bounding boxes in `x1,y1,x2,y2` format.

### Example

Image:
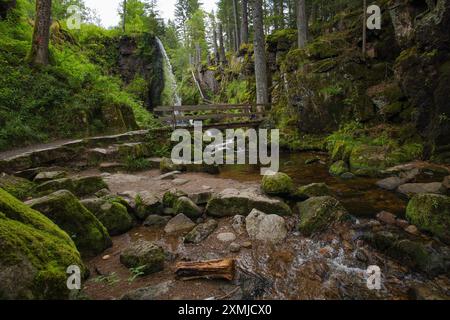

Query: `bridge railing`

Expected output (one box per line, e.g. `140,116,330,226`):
153,103,269,128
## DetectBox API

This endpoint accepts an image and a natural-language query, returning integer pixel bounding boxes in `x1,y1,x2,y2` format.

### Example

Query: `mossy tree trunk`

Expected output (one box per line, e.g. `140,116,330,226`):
241,0,249,44
29,0,52,66
253,0,269,106
297,0,307,48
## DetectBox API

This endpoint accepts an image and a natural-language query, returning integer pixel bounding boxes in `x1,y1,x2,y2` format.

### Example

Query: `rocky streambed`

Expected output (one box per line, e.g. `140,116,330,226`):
1,151,449,300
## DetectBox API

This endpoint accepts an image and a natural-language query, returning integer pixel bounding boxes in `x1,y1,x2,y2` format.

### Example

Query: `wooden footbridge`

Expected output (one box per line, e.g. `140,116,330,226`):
154,103,270,129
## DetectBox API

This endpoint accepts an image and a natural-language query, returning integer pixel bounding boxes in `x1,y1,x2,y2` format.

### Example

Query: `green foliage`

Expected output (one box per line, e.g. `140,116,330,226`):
125,156,151,172
93,272,120,286
128,265,147,283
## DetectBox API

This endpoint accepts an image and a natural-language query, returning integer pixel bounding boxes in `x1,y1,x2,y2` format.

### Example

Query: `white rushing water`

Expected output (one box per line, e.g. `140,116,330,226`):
156,37,182,107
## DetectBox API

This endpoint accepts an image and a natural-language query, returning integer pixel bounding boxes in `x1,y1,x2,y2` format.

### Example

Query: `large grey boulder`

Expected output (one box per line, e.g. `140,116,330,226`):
120,240,165,275
164,213,196,234
245,209,287,244
206,188,292,217
397,182,445,198
135,191,162,219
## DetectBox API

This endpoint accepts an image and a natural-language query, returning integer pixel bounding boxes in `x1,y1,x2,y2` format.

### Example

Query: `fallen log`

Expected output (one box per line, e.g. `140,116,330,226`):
175,258,235,281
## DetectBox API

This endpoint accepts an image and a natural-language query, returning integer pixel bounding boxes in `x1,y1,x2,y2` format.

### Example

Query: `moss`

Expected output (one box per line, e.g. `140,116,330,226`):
261,172,294,196
173,196,202,219
35,176,108,197
0,188,86,299
160,157,184,173
0,173,35,200
28,190,112,256
120,240,165,275
329,160,349,176
297,196,348,235
162,189,187,208
406,194,450,244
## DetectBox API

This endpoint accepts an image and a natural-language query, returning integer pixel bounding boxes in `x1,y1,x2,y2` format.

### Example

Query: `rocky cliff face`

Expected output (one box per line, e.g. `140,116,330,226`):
118,34,164,111
263,0,449,163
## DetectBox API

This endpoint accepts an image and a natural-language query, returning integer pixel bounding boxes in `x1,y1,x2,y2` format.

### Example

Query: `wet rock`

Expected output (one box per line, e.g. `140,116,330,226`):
163,208,175,216
246,209,287,244
398,182,445,198
261,172,294,196
157,171,181,180
206,188,292,217
143,215,171,228
164,213,196,234
33,171,67,183
236,269,272,300
305,157,320,165
0,188,86,299
95,188,112,197
188,191,213,205
121,281,173,300
408,284,449,300
241,241,252,249
443,176,450,193
120,240,165,275
396,219,410,229
229,242,241,253
376,211,397,225
349,145,389,177
135,191,162,220
405,225,419,235
406,194,450,243
217,232,237,242
162,189,187,208
184,219,218,243
297,196,348,235
173,196,203,219
81,198,133,236
295,183,331,199
355,248,369,262
329,160,349,176
27,190,112,256
231,215,246,234
376,176,405,191
340,172,355,179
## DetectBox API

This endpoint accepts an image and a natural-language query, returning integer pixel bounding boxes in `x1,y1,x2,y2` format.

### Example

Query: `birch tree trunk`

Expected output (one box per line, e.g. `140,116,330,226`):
253,0,269,106
30,0,52,66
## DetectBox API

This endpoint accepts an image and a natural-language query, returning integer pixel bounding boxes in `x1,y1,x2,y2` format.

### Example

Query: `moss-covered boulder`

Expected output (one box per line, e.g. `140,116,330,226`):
173,196,203,219
81,198,133,236
406,194,450,244
27,190,112,256
0,173,35,200
120,240,165,275
135,191,162,220
261,172,294,196
294,183,331,200
206,188,292,217
0,188,86,299
297,196,348,235
329,160,349,176
162,189,188,208
329,140,353,162
160,157,184,173
35,176,108,197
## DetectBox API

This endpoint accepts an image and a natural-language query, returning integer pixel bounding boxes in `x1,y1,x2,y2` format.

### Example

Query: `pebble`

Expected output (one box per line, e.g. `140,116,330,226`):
405,225,419,235
376,211,397,225
217,232,236,242
102,255,111,261
229,242,241,253
241,241,252,249
173,178,189,186
396,219,409,229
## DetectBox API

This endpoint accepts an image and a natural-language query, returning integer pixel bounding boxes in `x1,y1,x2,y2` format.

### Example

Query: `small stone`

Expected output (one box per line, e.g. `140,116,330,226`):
241,241,252,249
229,242,241,253
173,178,189,186
157,171,181,180
405,225,419,235
217,232,236,242
376,177,405,191
143,215,171,227
376,211,397,225
340,172,355,179
164,213,196,234
202,185,212,190
102,255,111,261
184,220,218,244
305,157,320,165
231,215,246,234
396,219,410,229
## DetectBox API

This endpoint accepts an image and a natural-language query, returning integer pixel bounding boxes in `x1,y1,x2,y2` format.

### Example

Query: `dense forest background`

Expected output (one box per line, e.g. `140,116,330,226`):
0,0,449,168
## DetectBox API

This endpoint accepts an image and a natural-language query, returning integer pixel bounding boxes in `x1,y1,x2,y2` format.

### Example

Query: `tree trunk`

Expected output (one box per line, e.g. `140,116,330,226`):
0,0,16,20
233,0,241,51
218,23,227,65
240,0,249,44
212,27,219,63
297,0,307,48
252,0,269,106
122,0,127,33
175,259,235,281
362,0,367,59
30,0,52,66
278,0,284,29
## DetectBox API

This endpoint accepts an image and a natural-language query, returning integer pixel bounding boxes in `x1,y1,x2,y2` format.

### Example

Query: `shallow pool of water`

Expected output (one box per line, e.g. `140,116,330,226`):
218,152,407,218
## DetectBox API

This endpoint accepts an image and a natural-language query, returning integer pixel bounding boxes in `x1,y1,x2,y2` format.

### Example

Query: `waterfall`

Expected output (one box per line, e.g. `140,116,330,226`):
156,37,182,107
